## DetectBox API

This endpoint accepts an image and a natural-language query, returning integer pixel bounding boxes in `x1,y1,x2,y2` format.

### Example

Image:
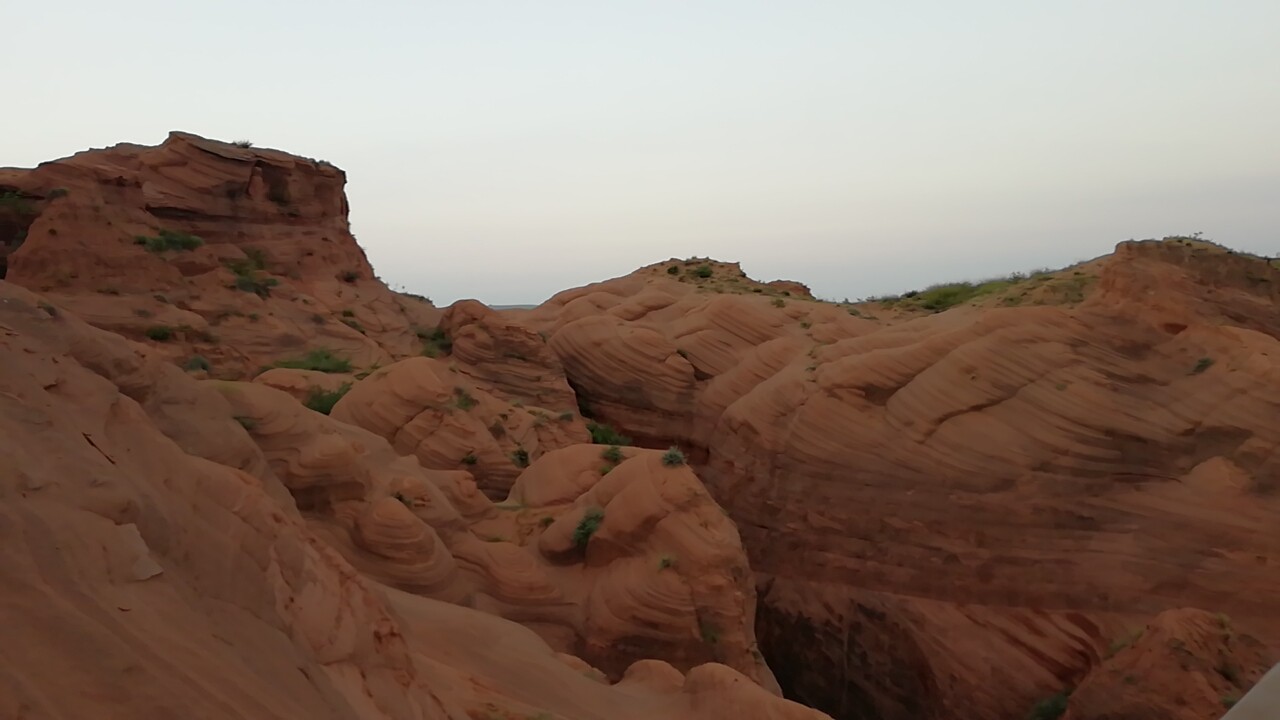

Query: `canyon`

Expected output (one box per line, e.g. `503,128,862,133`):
1,132,1276,720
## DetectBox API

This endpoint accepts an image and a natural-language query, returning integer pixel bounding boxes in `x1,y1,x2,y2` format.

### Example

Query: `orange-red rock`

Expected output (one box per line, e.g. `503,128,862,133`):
0,267,825,720
520,238,1280,719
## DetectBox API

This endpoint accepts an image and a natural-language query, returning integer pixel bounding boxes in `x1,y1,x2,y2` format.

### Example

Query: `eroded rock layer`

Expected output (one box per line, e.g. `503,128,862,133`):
520,238,1280,719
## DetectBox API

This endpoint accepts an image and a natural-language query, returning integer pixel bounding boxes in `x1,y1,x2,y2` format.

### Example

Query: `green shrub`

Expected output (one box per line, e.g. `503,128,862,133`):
134,229,204,253
661,446,686,467
224,249,277,297
418,327,452,357
0,191,34,214
232,273,279,297
772,298,786,308
184,355,211,372
454,387,478,410
699,619,720,645
461,452,478,465
145,325,173,341
659,555,675,570
666,265,679,275
1193,357,1213,374
587,422,630,446
1028,692,1069,720
539,515,555,527
232,140,254,148
573,508,605,549
303,383,352,415
693,265,713,278
272,349,352,373
601,445,624,464
511,447,530,468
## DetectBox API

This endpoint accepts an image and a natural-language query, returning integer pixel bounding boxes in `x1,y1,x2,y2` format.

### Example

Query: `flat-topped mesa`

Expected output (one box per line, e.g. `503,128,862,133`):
0,132,440,379
0,131,371,290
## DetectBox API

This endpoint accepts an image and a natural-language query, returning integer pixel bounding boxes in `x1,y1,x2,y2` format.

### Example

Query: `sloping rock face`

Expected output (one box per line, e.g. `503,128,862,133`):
0,274,827,720
0,131,436,377
520,240,1280,719
1062,609,1274,720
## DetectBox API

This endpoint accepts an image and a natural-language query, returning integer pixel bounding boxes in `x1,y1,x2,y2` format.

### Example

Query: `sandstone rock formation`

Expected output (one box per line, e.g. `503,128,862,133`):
520,237,1280,719
1061,609,1273,720
6,131,1277,720
0,135,826,720
0,131,438,378
0,261,825,720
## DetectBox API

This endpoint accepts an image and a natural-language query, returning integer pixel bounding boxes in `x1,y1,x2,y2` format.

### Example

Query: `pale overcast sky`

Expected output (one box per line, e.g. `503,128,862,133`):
8,1,1279,305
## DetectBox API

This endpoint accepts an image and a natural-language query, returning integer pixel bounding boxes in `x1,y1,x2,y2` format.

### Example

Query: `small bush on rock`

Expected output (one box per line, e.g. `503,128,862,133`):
573,508,605,549
661,446,686,467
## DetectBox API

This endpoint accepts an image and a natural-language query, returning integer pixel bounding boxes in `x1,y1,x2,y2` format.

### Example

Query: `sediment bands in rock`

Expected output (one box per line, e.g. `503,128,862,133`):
0,135,827,720
522,241,1280,719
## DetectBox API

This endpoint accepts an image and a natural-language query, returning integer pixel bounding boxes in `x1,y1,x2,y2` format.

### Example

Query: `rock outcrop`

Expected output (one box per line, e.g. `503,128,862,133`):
0,134,826,720
6,132,1277,720
520,238,1280,719
0,264,825,720
0,131,437,377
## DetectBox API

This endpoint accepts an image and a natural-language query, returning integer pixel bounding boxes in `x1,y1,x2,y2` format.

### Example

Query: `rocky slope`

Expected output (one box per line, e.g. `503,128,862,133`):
518,238,1280,719
4,132,1276,720
0,135,825,720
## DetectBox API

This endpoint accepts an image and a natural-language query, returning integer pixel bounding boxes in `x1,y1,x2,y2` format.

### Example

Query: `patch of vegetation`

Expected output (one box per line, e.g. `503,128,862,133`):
511,447,530,468
0,191,34,214
233,415,257,431
692,264,713,279
558,411,574,422
658,555,675,570
661,446,686,467
1192,357,1214,374
699,619,720,645
800,320,812,329
232,140,254,148
454,387,478,410
145,325,174,342
303,383,352,415
587,422,631,446
272,349,352,373
539,516,555,527
772,298,786,308
666,265,680,275
184,355,211,372
601,445,625,465
599,464,614,476
573,508,604,549
1106,628,1144,658
1217,661,1241,684
225,249,279,297
339,270,359,283
1028,692,1069,720
341,318,364,333
134,229,204,253
461,452,478,465
417,327,452,357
